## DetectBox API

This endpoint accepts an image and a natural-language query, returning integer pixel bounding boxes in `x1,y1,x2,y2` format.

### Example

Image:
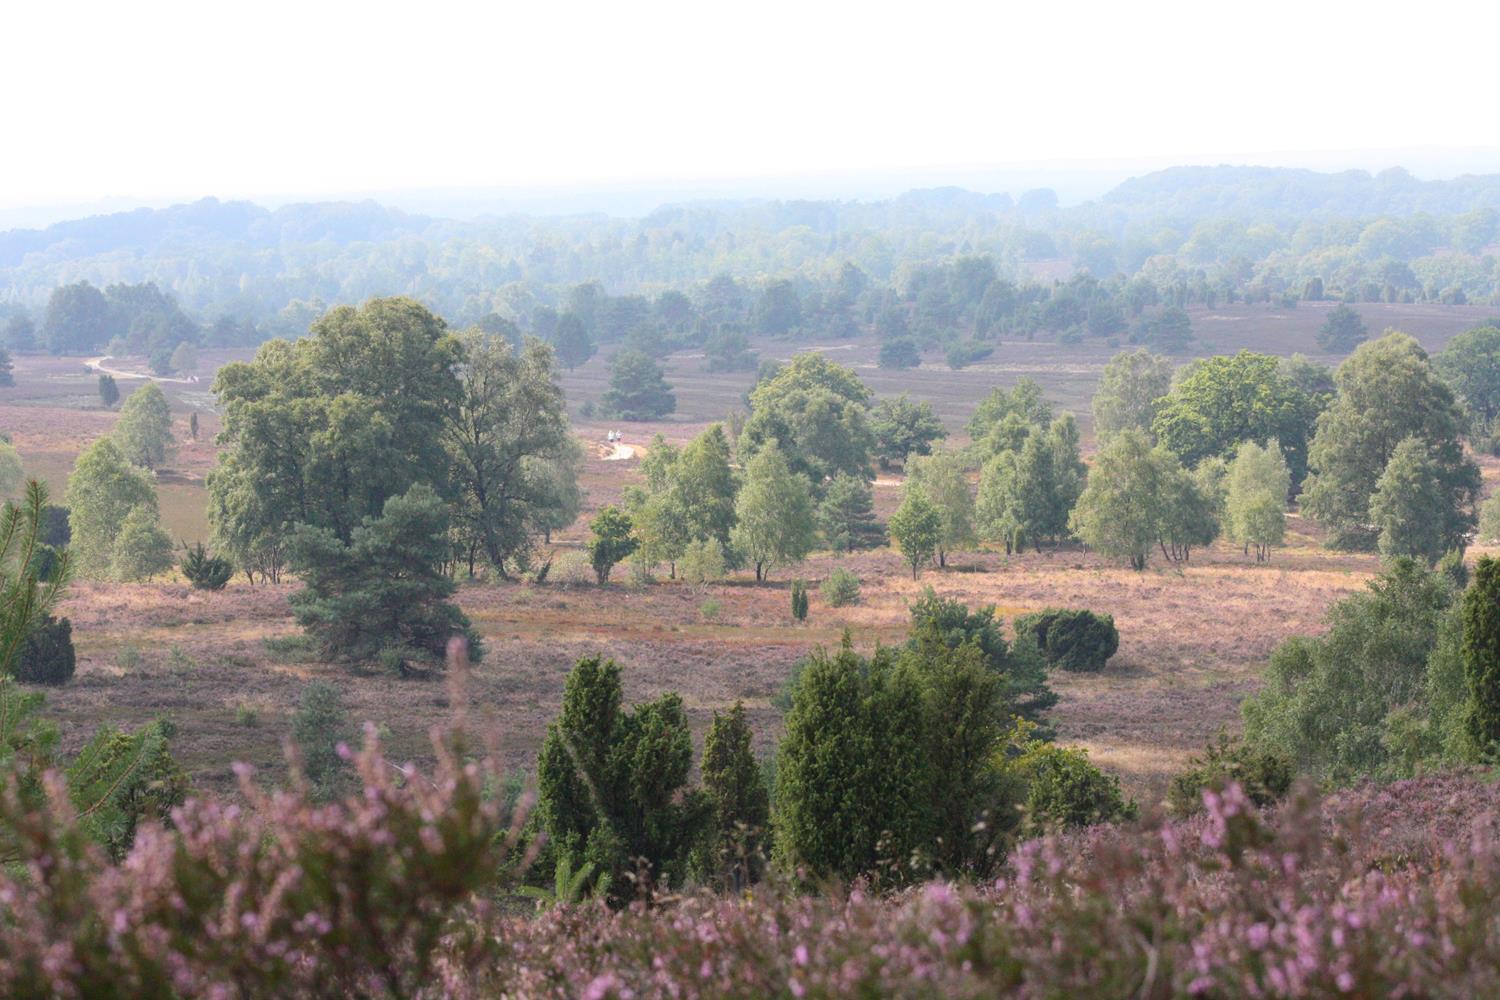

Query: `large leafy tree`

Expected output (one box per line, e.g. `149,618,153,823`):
1224,440,1289,561
904,449,974,567
1243,559,1454,783
444,331,574,576
870,394,946,469
1092,348,1172,440
1464,556,1500,755
112,383,176,471
287,483,479,669
1368,437,1460,565
1151,351,1319,487
889,487,943,579
65,438,160,579
966,377,1052,443
42,281,113,354
1435,324,1500,435
1300,333,1480,550
740,353,874,486
730,444,815,581
1068,430,1171,570
208,297,464,563
1317,304,1368,352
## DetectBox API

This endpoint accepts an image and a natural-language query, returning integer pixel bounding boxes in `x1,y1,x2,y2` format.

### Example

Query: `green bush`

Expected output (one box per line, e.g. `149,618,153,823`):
16,614,75,686
1013,608,1119,672
1006,734,1136,834
181,542,233,590
1167,732,1294,817
790,579,809,621
820,567,861,607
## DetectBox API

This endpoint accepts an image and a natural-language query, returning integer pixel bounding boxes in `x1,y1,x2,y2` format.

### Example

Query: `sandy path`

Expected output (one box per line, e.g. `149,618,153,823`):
86,356,199,385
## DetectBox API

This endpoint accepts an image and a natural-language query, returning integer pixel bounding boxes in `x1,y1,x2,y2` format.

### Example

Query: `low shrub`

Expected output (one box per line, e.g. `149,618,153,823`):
1167,731,1294,816
181,541,233,590
1013,607,1119,672
16,614,76,685
678,538,726,589
820,567,861,607
551,550,594,587
700,598,723,621
1005,734,1136,834
790,580,809,621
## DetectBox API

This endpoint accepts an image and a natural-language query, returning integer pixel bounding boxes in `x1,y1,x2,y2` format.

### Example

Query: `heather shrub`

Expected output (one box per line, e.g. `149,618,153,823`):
15,614,75,686
1013,607,1119,672
0,719,530,997
1167,731,1293,816
820,566,861,607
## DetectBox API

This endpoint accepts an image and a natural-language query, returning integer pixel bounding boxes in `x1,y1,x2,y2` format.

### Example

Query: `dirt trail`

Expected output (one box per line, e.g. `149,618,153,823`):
603,442,637,461
86,356,199,385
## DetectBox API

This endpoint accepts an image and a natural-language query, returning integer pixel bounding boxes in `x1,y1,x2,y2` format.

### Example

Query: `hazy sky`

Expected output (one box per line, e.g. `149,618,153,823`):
5,0,1498,209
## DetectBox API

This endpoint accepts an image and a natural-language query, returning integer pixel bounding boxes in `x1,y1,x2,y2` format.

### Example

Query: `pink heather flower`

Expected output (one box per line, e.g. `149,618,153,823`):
794,944,809,967
789,978,805,998
1337,971,1355,991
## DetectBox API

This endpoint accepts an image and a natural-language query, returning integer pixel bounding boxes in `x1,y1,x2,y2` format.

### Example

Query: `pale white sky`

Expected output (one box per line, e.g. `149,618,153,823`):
3,0,1497,209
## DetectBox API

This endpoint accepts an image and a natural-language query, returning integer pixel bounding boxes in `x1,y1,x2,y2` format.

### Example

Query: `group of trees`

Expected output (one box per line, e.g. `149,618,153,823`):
207,297,580,668
1241,552,1500,785
64,383,178,582
532,592,1127,899
37,281,201,373
609,354,946,584
606,334,1481,583
8,169,1500,373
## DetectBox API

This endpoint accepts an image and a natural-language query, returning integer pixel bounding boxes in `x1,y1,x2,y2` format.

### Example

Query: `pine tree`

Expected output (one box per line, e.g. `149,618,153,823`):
537,656,707,900
287,483,480,669
97,373,119,408
699,703,769,888
817,473,883,551
601,350,676,420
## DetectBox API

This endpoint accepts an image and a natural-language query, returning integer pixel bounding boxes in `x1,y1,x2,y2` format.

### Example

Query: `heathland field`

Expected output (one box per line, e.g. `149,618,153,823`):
9,299,1496,805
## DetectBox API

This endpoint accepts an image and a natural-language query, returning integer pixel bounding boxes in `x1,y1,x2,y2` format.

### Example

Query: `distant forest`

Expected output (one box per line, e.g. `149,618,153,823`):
2,165,1499,369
